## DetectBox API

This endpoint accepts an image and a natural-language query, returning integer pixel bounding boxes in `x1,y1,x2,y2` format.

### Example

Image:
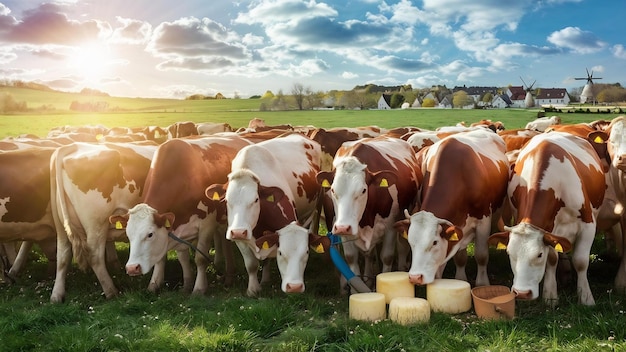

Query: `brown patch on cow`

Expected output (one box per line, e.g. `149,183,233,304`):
0,148,55,223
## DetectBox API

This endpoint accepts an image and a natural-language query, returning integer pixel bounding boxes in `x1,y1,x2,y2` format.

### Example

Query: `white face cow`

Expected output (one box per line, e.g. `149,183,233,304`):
224,170,261,241
397,210,461,285
254,221,324,293
608,117,626,170
329,157,369,237
113,203,173,276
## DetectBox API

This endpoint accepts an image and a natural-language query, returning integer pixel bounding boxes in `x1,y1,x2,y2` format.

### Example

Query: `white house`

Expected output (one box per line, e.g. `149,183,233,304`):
377,94,392,109
492,94,513,109
535,88,570,106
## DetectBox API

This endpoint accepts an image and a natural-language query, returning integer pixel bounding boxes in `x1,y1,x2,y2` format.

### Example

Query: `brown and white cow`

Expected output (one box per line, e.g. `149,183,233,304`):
316,136,422,292
489,131,606,305
0,146,58,279
166,121,199,139
309,126,385,172
525,115,562,132
49,142,163,303
395,128,509,287
205,134,328,296
110,135,254,295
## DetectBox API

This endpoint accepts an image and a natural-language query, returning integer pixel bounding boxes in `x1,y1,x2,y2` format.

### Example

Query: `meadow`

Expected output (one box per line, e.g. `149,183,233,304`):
1,87,625,351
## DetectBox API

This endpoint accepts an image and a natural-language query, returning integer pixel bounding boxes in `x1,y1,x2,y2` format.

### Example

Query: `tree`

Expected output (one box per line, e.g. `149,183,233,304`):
390,93,405,108
291,82,309,110
422,98,436,107
261,90,275,99
453,91,472,108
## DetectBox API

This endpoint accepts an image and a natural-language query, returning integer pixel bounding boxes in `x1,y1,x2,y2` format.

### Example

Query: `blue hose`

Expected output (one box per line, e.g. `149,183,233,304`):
327,233,371,293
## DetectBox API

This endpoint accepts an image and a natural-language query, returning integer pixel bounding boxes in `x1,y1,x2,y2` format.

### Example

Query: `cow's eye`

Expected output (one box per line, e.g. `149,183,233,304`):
278,250,282,256
254,197,259,203
433,240,438,246
147,233,153,238
362,188,366,194
537,252,543,258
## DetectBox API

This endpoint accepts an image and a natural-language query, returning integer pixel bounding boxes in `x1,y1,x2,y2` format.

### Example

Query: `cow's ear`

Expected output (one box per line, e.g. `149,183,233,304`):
255,231,279,251
367,170,397,188
394,219,410,241
442,225,463,242
259,186,286,204
309,233,331,254
543,233,572,253
154,212,175,229
488,232,510,250
317,170,334,188
205,183,227,202
109,214,129,230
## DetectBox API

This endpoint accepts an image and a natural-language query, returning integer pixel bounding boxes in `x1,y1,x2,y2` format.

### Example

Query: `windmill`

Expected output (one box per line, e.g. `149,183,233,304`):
575,68,602,104
520,77,536,108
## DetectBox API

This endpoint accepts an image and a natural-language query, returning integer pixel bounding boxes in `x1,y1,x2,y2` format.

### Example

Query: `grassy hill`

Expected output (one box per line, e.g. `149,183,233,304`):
1,85,623,138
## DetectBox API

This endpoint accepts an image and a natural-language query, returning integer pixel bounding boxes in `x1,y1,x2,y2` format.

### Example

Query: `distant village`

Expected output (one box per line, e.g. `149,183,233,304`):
377,85,570,110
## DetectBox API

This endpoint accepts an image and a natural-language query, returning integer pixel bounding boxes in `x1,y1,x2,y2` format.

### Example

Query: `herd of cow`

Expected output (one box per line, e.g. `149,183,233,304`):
1,115,626,308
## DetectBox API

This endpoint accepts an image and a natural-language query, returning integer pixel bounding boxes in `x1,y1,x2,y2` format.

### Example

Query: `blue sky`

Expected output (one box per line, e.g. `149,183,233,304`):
0,0,623,99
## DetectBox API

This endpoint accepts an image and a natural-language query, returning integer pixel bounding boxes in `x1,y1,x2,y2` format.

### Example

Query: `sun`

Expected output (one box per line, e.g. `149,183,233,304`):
68,43,112,82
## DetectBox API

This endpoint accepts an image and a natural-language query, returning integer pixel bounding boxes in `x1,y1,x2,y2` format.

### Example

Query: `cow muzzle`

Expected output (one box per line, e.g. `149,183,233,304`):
229,229,249,240
614,154,626,171
409,274,426,286
126,263,142,276
332,224,353,235
512,288,534,300
285,283,304,293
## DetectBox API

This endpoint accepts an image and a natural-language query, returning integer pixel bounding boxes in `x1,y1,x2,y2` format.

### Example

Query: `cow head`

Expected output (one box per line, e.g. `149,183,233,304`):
394,209,463,285
109,203,174,276
488,222,571,300
317,157,396,242
608,116,626,170
254,222,331,293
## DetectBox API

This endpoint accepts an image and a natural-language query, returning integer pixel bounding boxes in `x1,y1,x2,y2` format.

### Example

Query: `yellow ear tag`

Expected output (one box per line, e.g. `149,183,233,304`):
321,179,331,188
594,135,604,143
96,134,104,140
314,243,324,253
165,219,171,228
266,194,275,202
212,191,220,200
402,230,408,239
115,221,123,230
496,242,507,250
154,131,161,138
449,232,459,241
554,243,563,253
262,241,270,250
379,178,389,187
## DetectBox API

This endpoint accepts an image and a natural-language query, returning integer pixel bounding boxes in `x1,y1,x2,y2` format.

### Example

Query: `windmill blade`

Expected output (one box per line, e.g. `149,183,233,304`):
529,80,536,89
520,76,528,87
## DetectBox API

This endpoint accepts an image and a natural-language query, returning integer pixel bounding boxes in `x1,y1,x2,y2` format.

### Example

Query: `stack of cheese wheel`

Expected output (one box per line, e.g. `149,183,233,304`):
349,292,386,321
376,271,415,303
388,297,430,325
426,279,472,314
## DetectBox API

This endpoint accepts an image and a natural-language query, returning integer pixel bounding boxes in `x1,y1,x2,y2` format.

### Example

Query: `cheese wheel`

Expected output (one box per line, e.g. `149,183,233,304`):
388,297,430,325
426,279,472,314
349,292,387,321
376,271,415,304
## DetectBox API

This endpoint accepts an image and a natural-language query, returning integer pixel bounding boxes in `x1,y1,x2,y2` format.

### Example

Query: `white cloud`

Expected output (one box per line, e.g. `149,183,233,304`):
547,26,606,54
342,71,359,79
611,44,626,59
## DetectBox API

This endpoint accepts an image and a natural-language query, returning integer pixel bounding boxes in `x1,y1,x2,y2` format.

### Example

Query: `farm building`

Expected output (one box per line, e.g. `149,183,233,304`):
535,88,570,106
377,94,392,109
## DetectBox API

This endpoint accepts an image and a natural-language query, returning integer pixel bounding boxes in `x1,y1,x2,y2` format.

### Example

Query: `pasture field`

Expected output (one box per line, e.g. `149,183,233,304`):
1,91,626,351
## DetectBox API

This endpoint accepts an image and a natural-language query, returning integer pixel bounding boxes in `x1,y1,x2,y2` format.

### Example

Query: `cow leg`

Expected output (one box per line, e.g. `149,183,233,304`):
474,223,491,287
215,229,235,287
191,231,212,295
87,235,119,299
148,255,167,293
616,218,626,293
380,229,396,273
452,248,468,282
7,241,32,278
236,241,261,296
105,241,121,269
50,231,73,303
396,238,411,272
543,248,559,307
572,230,595,305
260,259,272,285
176,249,194,292
362,250,377,289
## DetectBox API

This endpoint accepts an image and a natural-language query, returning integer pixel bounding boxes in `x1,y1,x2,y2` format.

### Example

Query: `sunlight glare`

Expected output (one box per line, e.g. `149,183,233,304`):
68,43,112,82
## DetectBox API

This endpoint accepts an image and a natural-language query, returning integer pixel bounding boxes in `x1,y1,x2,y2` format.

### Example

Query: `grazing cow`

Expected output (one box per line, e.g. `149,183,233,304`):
205,134,327,296
0,146,58,279
197,122,233,135
525,115,562,132
470,119,505,132
110,135,254,295
316,136,422,293
49,142,162,303
309,126,385,172
489,131,606,305
604,116,626,293
166,121,198,139
394,129,509,286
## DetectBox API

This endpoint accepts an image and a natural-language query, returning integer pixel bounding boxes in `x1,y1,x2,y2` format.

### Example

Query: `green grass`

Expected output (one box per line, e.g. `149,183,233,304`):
1,89,626,351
